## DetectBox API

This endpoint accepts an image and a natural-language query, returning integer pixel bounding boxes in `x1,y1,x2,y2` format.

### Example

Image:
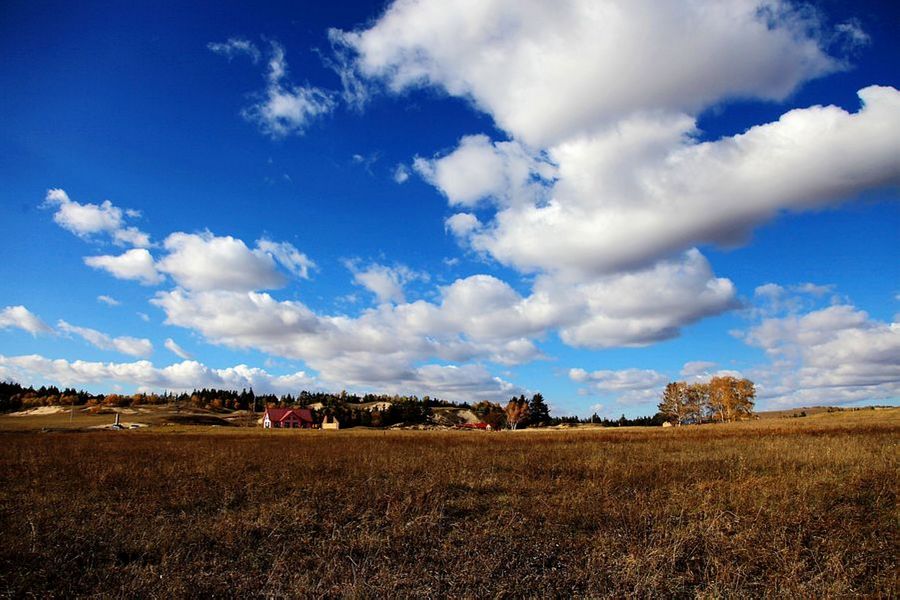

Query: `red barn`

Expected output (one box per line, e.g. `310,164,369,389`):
263,407,315,429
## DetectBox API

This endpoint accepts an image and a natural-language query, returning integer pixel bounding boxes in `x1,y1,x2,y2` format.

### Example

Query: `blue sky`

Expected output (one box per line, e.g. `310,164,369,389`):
1,0,898,416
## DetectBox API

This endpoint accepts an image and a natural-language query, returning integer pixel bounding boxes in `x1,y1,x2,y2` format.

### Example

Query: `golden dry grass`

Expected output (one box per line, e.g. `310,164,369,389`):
0,410,897,597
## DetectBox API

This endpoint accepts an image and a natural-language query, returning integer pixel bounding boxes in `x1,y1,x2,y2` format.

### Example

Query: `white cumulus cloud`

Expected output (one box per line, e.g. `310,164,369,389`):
740,300,900,408
336,2,898,283
156,232,286,292
416,88,900,276
0,354,318,395
345,261,425,304
337,0,839,147
84,249,163,286
42,189,151,248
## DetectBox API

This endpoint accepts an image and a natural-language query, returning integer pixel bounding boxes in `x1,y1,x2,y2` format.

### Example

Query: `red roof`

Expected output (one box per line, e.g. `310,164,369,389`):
265,408,314,423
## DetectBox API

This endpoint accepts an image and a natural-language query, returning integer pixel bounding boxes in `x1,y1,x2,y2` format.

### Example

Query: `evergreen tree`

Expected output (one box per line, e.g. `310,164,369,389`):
528,393,551,426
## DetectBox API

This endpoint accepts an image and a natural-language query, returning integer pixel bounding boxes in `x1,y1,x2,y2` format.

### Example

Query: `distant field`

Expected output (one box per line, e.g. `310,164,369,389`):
0,410,897,597
0,405,256,431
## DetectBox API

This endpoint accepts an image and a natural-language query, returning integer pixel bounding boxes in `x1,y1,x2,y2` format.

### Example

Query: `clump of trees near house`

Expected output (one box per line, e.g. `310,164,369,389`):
472,393,552,430
657,375,756,425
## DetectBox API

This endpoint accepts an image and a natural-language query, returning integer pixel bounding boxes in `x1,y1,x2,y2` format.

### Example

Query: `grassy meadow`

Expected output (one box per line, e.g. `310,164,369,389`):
0,409,897,597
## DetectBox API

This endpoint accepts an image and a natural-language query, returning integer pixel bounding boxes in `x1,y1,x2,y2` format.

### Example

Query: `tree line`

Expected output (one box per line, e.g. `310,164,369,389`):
2,378,752,429
657,376,756,425
0,380,470,422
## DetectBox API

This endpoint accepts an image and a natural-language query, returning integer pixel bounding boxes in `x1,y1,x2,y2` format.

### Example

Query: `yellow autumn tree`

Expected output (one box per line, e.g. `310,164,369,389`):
707,376,755,422
504,395,530,430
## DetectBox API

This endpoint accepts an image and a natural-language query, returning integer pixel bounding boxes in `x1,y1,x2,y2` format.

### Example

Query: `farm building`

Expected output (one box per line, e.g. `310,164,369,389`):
263,407,315,429
321,414,340,430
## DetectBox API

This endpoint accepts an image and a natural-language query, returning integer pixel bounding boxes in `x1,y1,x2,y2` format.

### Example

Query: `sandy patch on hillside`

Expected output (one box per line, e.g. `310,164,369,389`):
9,406,66,417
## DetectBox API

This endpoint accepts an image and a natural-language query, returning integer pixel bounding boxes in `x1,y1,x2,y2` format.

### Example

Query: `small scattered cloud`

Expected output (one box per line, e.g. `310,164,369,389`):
324,28,371,111
679,360,743,382
351,152,380,174
680,361,717,379
164,338,193,360
752,282,837,317
84,249,163,286
42,189,151,248
834,21,871,53
256,239,316,280
569,367,667,407
217,40,335,138
393,163,410,184
97,295,121,307
444,213,481,239
344,260,426,305
207,37,261,63
569,367,667,391
57,320,153,357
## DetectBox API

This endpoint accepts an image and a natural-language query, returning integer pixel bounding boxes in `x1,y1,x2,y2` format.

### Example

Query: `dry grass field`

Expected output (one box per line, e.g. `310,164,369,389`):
0,410,897,598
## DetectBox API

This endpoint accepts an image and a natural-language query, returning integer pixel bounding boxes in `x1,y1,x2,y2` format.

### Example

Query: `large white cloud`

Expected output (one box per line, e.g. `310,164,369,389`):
156,232,286,291
338,1,899,279
419,88,900,276
149,286,535,384
148,248,735,394
0,306,53,335
57,320,153,358
0,354,318,395
337,0,838,147
548,249,738,347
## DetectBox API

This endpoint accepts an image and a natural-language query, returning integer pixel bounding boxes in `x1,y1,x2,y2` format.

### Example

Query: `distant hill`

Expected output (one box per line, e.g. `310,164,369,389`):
756,405,896,420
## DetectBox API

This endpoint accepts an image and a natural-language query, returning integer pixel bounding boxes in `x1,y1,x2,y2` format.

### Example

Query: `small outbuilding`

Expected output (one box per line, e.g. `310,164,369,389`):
321,414,340,430
263,407,315,429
